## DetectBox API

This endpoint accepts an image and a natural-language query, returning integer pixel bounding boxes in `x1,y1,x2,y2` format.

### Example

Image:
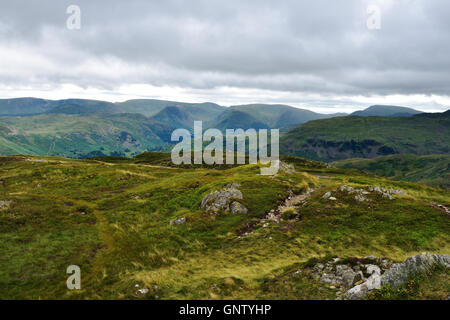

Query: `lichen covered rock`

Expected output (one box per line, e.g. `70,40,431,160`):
381,253,450,289
200,183,247,214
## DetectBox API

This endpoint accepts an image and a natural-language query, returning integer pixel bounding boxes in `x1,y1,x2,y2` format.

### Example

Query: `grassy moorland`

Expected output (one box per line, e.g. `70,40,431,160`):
334,154,450,190
0,153,449,299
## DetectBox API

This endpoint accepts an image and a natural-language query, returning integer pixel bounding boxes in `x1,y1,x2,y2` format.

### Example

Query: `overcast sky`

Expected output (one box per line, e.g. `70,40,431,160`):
0,0,449,113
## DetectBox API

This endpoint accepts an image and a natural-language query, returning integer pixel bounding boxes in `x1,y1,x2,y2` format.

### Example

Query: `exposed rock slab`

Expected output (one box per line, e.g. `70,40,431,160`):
200,183,247,214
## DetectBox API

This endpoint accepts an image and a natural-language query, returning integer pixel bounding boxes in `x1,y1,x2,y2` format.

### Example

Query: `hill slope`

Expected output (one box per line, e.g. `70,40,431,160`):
351,105,422,117
0,154,448,299
212,104,346,130
116,99,225,118
0,113,171,158
280,111,450,162
333,154,450,190
0,98,55,116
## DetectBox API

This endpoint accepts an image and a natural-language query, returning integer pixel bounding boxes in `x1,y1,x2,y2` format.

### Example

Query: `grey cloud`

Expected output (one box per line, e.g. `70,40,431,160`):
0,0,449,105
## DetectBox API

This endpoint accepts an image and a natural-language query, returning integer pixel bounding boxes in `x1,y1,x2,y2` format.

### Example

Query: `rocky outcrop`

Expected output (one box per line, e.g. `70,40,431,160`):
169,217,186,225
200,183,247,214
343,253,449,299
311,256,392,298
368,186,404,199
338,185,404,201
310,253,449,299
380,253,450,289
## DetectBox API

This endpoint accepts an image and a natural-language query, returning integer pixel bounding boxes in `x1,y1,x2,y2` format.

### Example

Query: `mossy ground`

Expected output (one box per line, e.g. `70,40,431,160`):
0,154,449,299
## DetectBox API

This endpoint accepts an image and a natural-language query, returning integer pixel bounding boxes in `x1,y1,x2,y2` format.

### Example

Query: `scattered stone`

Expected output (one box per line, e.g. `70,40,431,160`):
36,183,42,188
355,194,369,202
132,195,141,200
329,196,337,201
430,202,450,216
169,217,186,225
322,192,332,199
0,200,12,210
339,185,354,193
338,185,406,202
279,161,296,174
137,288,148,295
370,186,405,199
25,159,46,163
382,193,394,200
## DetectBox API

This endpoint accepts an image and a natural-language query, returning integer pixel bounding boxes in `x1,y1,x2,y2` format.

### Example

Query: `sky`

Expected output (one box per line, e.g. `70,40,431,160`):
0,0,449,113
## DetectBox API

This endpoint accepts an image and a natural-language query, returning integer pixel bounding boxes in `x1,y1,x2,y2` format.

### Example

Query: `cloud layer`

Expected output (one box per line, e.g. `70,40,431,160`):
0,0,449,112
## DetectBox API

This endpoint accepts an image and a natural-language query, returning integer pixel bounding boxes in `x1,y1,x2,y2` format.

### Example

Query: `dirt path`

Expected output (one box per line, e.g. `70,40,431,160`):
276,188,315,213
238,188,315,237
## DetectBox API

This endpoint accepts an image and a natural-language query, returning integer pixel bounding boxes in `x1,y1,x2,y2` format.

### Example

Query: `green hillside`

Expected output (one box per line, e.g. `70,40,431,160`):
212,104,346,131
0,154,448,299
152,104,224,129
0,98,55,116
333,154,450,190
116,99,225,118
280,111,450,162
46,99,118,114
0,113,171,158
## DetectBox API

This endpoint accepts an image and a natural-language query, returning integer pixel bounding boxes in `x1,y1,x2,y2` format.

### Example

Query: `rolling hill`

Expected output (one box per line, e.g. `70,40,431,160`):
280,111,450,162
0,153,448,299
0,98,55,116
211,104,346,131
351,105,422,117
1,97,446,163
333,154,450,190
0,113,172,158
117,99,225,118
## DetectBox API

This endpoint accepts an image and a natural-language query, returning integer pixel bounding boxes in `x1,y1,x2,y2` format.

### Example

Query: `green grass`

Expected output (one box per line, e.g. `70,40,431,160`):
0,154,448,299
333,154,450,190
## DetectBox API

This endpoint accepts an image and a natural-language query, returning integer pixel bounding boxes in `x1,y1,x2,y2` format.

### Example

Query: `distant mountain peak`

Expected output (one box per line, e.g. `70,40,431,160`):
351,105,422,117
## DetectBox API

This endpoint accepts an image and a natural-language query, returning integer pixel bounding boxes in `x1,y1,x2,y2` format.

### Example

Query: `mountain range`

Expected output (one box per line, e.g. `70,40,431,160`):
1,97,447,162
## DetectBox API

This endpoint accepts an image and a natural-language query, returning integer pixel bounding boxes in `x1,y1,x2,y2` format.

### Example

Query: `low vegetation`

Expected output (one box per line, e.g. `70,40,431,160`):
0,153,448,299
333,154,450,190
